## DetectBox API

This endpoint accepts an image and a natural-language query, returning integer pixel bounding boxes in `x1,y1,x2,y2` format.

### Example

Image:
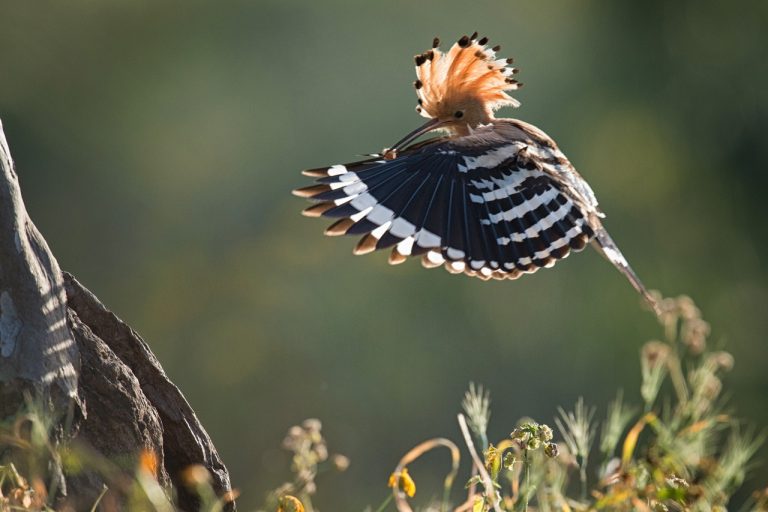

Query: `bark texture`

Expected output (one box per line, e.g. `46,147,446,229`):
0,119,235,511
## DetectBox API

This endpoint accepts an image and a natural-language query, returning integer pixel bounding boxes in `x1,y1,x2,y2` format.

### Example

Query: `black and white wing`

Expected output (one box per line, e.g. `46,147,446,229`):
293,134,597,281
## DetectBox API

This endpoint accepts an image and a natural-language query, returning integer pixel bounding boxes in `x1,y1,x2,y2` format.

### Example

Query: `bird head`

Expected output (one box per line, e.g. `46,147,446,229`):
387,33,522,154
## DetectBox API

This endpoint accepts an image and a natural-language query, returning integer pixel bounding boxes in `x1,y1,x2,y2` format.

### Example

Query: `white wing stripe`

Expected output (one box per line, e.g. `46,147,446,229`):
389,217,417,238
396,236,416,255
327,164,347,176
486,189,559,224
415,229,441,248
523,200,571,237
371,221,392,239
461,143,527,170
350,193,378,210
496,218,584,247
342,182,367,195
366,204,394,224
337,171,359,183
350,206,373,223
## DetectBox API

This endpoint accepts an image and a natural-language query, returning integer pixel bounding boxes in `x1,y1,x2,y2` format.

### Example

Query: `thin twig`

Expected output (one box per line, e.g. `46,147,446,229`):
457,414,502,512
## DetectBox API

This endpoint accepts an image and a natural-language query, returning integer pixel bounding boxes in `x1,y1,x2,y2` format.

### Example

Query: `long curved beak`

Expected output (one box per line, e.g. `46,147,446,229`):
387,117,447,153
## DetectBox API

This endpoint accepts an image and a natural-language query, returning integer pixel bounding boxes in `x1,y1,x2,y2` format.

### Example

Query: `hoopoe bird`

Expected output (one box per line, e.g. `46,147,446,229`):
294,33,659,314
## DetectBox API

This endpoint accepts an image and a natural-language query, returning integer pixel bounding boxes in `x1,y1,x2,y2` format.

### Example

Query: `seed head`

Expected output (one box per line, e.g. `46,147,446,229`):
544,442,560,458
538,424,554,442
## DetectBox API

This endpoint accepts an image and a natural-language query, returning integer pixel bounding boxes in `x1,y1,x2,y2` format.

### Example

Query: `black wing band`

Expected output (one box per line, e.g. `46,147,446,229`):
294,141,595,280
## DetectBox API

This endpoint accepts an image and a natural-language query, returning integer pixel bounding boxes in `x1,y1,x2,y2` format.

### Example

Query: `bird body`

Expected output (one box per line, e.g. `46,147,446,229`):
294,34,659,313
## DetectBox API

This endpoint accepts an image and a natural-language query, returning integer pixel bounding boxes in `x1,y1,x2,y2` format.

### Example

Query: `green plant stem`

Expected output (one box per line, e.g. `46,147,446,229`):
373,494,393,512
668,353,689,407
524,450,530,512
301,492,315,512
441,481,451,512
515,449,530,512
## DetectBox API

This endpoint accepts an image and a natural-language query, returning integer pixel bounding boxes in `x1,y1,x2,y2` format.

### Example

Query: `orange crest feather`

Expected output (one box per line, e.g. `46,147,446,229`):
414,34,521,121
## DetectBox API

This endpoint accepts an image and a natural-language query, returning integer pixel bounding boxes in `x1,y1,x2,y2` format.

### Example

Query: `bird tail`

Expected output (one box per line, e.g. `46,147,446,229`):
590,223,661,316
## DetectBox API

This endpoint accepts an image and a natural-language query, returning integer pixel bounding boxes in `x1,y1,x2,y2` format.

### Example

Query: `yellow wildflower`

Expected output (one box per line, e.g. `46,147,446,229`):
277,495,305,512
484,444,501,480
388,467,416,498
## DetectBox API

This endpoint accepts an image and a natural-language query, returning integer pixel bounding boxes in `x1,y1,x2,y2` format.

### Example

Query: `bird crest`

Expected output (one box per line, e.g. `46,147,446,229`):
414,33,522,124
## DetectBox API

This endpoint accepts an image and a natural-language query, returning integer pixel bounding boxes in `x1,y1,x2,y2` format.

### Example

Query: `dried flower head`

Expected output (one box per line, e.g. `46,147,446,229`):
510,421,556,455
538,424,554,442
682,318,710,354
503,452,516,470
701,374,722,401
302,418,322,432
331,454,350,472
707,351,735,372
642,341,671,369
544,442,560,459
276,418,346,502
676,295,700,320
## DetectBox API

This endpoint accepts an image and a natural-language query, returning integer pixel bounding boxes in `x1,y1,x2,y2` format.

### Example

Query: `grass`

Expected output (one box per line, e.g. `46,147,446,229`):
1,295,766,511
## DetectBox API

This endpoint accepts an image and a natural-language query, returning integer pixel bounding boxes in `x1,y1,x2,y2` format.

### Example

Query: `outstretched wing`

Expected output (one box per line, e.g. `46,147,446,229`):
293,136,596,280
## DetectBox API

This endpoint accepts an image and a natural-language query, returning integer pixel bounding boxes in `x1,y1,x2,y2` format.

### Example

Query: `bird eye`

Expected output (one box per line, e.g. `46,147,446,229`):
454,111,464,119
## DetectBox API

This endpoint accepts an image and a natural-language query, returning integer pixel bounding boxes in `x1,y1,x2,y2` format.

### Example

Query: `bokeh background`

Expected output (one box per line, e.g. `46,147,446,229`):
1,1,767,509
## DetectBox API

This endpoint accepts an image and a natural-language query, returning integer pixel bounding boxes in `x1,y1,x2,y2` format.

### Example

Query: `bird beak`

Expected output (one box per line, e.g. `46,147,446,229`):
387,117,447,154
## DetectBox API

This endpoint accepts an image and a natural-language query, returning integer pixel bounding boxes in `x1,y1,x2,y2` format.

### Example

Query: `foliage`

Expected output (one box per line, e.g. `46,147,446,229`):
361,296,766,512
259,419,349,512
1,296,765,511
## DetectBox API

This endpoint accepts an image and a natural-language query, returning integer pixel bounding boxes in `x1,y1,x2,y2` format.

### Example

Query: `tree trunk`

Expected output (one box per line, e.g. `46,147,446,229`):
0,119,235,511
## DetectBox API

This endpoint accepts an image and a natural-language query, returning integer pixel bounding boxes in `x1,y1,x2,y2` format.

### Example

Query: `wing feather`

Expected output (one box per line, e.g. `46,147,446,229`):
294,128,598,281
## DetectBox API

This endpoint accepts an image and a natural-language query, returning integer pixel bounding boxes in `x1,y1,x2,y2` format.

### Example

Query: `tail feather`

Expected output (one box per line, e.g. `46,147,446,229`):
590,223,660,316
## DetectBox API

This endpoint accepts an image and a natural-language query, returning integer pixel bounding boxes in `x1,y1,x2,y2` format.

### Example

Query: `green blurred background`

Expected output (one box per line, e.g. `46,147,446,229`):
1,0,767,509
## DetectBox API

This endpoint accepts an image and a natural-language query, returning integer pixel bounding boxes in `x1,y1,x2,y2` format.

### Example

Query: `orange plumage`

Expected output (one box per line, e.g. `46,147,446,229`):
414,35,521,128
